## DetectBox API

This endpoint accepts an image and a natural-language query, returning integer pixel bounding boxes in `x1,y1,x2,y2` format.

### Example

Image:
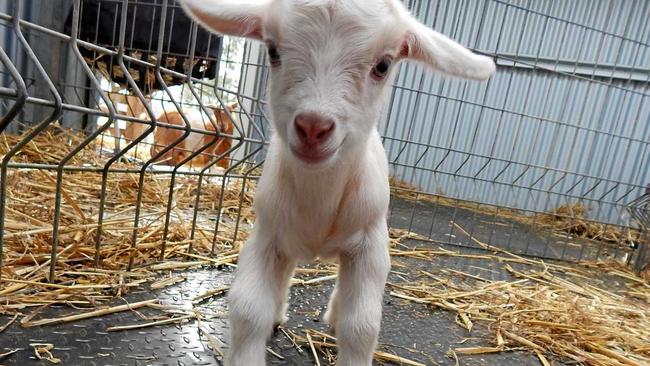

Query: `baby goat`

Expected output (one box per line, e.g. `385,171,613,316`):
180,1,495,365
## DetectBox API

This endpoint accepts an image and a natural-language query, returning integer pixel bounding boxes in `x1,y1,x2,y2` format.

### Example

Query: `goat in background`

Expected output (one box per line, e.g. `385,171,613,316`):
151,103,237,170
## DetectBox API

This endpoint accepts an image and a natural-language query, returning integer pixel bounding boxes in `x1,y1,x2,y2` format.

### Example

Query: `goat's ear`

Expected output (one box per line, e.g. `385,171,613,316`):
400,20,496,80
179,0,268,40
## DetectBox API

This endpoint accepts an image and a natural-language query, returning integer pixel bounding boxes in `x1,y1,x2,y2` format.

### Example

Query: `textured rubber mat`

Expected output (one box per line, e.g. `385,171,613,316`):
0,197,580,365
0,258,549,365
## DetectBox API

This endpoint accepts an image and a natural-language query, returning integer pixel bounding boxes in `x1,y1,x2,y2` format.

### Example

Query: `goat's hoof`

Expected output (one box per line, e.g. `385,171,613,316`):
273,322,285,333
326,324,336,336
323,312,336,334
273,314,289,331
323,309,335,324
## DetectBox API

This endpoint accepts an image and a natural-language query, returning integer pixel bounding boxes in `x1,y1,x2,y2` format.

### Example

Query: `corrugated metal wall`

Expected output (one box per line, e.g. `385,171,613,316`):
383,0,650,225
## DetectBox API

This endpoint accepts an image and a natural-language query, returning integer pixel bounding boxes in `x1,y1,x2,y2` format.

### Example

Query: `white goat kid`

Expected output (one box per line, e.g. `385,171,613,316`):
180,1,495,365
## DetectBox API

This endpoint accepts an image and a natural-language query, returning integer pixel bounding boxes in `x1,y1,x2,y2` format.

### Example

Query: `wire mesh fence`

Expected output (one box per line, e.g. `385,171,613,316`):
0,0,648,286
384,0,650,267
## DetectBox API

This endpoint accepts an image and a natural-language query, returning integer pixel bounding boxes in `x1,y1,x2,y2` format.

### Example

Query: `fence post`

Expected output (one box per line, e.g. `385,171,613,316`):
633,229,650,280
627,188,650,280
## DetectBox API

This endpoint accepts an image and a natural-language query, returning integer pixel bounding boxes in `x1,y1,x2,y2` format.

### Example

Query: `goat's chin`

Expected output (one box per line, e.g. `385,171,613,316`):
289,147,339,170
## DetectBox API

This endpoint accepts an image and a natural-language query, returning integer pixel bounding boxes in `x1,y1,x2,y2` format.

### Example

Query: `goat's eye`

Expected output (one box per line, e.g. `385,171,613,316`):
268,45,281,67
371,56,393,80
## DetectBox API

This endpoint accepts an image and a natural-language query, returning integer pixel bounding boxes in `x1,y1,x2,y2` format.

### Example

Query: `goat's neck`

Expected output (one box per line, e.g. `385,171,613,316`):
280,145,365,205
294,158,355,195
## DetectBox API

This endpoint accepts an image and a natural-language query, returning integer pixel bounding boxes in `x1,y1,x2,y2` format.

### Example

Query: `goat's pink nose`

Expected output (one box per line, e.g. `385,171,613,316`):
294,112,335,146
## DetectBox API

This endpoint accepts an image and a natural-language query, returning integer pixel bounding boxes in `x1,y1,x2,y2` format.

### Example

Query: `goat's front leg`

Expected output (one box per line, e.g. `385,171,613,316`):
226,235,294,366
335,223,391,366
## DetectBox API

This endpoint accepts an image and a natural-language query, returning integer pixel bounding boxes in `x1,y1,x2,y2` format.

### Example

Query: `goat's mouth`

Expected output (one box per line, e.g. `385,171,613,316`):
290,146,337,165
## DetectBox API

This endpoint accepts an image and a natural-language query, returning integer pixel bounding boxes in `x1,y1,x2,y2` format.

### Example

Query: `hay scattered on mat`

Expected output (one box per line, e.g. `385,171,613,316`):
280,328,432,366
390,177,642,247
538,204,640,244
388,225,650,366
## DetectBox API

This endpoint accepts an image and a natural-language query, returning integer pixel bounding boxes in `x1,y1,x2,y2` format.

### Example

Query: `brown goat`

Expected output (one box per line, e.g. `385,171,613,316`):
150,103,237,170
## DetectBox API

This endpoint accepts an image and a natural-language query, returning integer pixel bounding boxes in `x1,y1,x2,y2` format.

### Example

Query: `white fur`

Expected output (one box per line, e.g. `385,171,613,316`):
180,1,495,365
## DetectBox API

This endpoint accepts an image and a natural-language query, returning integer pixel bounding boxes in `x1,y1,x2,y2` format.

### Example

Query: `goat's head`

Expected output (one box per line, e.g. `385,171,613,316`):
181,0,495,168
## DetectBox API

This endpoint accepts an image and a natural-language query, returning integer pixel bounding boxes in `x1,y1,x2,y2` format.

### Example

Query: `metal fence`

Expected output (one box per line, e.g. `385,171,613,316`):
0,0,648,283
384,0,649,266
